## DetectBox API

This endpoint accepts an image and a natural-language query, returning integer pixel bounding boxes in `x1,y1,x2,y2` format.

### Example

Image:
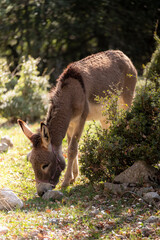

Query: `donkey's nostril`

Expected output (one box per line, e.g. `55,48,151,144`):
42,164,49,170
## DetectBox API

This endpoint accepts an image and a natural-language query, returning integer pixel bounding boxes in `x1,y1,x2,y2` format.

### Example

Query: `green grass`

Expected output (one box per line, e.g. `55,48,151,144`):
0,78,159,239
0,120,159,240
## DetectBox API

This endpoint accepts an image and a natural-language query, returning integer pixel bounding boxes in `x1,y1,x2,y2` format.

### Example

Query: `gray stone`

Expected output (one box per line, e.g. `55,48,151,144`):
36,182,53,196
137,187,154,196
0,188,23,210
0,143,8,152
42,190,63,201
143,192,160,202
93,195,100,200
49,218,59,224
114,160,158,184
1,136,13,147
145,216,160,223
104,182,129,195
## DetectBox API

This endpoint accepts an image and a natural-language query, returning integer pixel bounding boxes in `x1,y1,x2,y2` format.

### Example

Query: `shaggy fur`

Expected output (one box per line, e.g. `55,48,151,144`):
58,64,85,92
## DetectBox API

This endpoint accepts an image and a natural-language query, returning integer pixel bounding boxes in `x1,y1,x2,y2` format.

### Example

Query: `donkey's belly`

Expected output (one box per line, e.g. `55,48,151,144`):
87,103,103,121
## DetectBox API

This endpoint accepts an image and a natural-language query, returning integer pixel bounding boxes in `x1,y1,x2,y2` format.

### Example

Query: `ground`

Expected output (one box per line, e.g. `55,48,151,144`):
0,119,160,240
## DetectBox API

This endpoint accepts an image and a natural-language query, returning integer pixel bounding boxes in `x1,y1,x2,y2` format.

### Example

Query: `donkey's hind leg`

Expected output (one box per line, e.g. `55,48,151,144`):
119,70,137,110
70,155,79,184
100,118,110,129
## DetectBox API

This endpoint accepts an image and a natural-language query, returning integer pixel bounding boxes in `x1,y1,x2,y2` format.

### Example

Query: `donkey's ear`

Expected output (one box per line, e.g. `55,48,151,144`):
17,119,34,141
40,122,51,148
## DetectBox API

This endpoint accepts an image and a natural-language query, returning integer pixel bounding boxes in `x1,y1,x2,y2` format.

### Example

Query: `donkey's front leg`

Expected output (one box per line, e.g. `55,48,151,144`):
62,136,79,187
62,137,78,187
62,114,87,187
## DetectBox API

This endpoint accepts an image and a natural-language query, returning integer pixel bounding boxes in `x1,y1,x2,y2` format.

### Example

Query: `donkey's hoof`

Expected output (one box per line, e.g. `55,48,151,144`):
70,178,76,184
61,180,71,188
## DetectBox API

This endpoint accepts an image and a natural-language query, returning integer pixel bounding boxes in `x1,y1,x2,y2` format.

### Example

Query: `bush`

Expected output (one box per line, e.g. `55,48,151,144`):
0,58,11,100
143,34,160,88
0,56,49,122
79,83,160,183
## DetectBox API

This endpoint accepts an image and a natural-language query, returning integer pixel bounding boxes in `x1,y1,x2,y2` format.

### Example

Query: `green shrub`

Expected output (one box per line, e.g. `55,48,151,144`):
0,58,11,101
80,83,160,183
0,56,49,122
80,36,160,183
143,34,160,88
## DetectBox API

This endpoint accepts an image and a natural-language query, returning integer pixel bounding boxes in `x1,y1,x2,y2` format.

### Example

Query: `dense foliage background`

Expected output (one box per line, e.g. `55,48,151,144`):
0,0,159,83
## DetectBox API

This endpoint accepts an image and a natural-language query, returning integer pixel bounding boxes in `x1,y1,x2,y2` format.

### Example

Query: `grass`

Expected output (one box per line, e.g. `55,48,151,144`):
0,120,160,240
0,79,160,239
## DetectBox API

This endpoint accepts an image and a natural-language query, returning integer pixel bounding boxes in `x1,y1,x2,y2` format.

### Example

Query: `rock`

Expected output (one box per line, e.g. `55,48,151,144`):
42,190,63,201
145,216,160,223
0,225,8,234
137,187,154,196
104,182,129,195
0,143,8,152
36,182,53,197
93,195,100,200
143,192,160,202
114,160,158,184
1,136,13,147
0,188,23,210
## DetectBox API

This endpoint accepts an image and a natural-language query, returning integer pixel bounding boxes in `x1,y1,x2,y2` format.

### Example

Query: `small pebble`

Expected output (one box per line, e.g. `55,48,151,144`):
94,195,99,200
49,218,59,224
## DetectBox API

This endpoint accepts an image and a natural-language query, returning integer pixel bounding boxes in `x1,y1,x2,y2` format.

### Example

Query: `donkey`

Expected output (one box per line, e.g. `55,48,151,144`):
18,50,137,196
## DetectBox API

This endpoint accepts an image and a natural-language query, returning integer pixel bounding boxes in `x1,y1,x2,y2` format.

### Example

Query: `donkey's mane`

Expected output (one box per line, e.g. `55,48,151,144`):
57,64,85,92
46,64,85,125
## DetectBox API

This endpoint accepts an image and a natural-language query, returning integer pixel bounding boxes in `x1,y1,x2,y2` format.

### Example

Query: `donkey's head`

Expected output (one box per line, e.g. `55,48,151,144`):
18,119,65,196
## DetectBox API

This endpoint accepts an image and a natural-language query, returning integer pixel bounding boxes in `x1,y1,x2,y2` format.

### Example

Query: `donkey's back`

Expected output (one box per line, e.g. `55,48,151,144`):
70,50,137,105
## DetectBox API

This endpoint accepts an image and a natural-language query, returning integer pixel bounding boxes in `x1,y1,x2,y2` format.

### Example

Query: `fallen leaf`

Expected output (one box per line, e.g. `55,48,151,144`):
136,229,142,234
46,209,51,213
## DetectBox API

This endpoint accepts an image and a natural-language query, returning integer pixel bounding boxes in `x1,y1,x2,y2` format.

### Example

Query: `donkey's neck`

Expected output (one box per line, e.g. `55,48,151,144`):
46,88,72,147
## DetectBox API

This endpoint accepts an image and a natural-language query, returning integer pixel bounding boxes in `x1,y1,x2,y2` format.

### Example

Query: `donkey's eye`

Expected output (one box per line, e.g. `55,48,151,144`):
42,164,49,170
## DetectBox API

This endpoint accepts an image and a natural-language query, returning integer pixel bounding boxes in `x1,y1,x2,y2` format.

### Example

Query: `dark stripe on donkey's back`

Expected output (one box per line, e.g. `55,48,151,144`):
58,65,85,93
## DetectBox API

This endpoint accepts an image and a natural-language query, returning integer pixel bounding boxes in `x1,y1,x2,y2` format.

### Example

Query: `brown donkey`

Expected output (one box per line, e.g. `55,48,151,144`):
18,50,137,196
